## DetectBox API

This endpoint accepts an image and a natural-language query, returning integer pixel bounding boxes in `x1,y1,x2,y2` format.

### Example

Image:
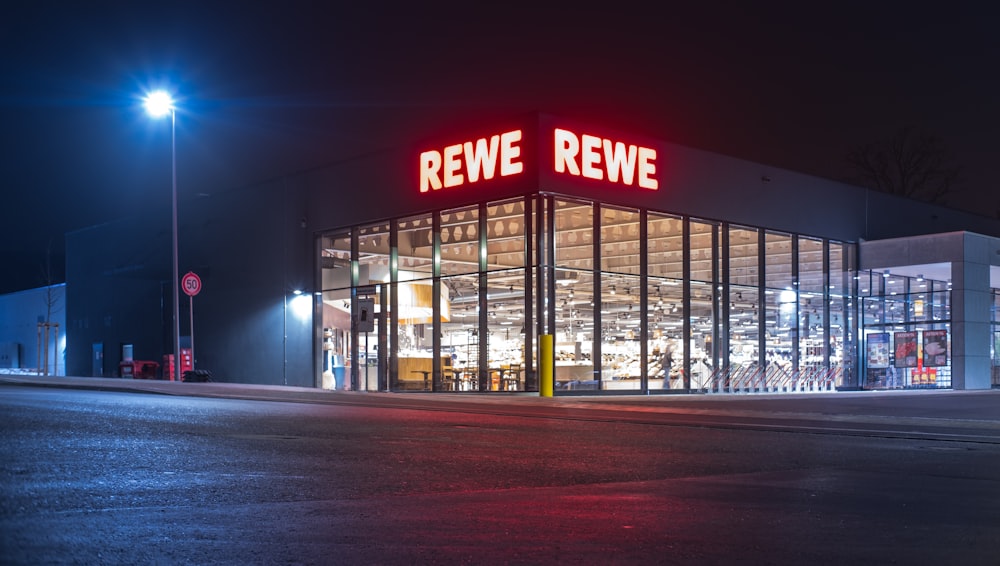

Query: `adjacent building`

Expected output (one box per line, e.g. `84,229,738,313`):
64,114,1000,393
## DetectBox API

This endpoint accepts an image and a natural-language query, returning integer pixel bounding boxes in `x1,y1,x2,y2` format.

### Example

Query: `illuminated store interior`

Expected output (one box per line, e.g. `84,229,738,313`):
318,195,859,394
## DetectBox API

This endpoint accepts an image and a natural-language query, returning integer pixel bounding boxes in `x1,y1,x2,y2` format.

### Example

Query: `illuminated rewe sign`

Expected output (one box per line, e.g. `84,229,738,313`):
417,123,659,192
419,130,524,192
553,128,658,190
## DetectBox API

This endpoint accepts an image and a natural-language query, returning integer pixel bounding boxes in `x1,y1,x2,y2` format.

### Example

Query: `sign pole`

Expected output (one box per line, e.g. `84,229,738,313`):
189,296,195,371
181,271,203,380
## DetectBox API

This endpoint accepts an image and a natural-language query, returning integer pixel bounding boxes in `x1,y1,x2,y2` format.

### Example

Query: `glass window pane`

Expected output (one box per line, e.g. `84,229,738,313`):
765,232,792,291
320,232,352,391
554,199,594,390
554,199,594,272
690,220,716,283
486,199,526,270
648,213,683,280
730,286,759,372
440,206,479,277
397,215,434,282
442,274,479,391
798,238,824,372
555,270,594,390
396,214,434,391
601,273,641,390
828,242,849,387
690,219,719,388
649,276,683,389
690,281,716,389
600,206,640,275
486,269,526,391
729,226,758,288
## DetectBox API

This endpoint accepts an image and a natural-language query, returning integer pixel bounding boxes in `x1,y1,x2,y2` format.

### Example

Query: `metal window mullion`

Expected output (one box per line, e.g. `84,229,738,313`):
849,244,860,388
712,224,721,371
313,236,323,388
478,202,489,391
639,209,648,394
389,222,399,391
682,217,692,390
903,276,911,327
823,240,831,372
592,202,602,385
720,224,730,372
523,194,535,390
350,229,359,391
536,194,547,338
377,281,388,391
432,213,442,392
757,228,766,376
791,235,800,372
545,196,556,359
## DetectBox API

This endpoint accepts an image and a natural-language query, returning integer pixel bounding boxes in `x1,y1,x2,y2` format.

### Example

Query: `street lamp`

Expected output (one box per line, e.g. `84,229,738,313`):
143,90,182,382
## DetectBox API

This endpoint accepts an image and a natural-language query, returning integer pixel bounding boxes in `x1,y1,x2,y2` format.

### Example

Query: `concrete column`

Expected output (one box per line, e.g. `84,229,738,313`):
950,234,993,389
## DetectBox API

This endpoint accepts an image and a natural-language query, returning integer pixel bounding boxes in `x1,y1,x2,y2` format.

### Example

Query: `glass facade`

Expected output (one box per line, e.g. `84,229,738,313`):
317,193,857,394
859,270,952,389
992,289,1000,387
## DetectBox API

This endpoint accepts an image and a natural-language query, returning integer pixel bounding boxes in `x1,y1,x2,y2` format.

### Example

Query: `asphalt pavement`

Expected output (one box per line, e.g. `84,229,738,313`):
4,374,1000,565
3,373,999,426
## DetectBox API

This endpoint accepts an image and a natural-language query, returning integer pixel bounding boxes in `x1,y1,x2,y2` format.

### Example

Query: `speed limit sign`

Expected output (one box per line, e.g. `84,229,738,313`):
181,271,202,297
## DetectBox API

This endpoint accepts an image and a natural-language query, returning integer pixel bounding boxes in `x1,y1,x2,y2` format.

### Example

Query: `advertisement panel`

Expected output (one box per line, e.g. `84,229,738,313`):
893,331,918,368
922,330,948,367
867,333,890,368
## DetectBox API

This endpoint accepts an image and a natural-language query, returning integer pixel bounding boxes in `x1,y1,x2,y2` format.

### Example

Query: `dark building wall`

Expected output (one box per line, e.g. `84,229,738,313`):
181,177,313,386
66,217,171,377
65,174,314,384
303,114,1000,244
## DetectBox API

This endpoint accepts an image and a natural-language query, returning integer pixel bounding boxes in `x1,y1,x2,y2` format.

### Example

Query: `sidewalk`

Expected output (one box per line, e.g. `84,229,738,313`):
3,373,1000,424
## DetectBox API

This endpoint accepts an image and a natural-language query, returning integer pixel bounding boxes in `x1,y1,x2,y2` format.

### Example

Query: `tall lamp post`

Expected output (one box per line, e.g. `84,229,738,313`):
143,91,182,382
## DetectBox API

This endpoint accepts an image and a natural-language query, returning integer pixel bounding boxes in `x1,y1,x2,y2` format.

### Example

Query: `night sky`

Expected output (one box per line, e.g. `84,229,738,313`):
2,2,997,294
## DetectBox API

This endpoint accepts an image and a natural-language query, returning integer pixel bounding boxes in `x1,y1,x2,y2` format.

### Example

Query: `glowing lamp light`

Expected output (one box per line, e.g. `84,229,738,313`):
143,90,175,118
778,289,798,304
290,293,312,320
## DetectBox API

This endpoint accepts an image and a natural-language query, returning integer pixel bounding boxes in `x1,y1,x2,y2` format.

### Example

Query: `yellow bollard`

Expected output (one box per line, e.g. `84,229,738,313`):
540,334,554,397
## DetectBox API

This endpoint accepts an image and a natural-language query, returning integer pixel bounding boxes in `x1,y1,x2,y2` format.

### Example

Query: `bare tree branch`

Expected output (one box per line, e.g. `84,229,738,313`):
846,126,962,204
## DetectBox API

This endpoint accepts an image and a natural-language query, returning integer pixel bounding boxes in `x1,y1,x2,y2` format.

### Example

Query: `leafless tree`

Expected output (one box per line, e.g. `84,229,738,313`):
846,126,961,204
40,239,60,323
37,239,62,375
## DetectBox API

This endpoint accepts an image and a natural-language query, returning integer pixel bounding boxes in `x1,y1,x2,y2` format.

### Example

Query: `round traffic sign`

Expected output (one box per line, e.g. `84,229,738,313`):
181,271,202,297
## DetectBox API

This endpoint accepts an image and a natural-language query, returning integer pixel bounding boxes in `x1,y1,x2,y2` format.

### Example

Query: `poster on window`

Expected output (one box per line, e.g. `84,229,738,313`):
894,331,918,367
923,330,948,367
867,332,890,368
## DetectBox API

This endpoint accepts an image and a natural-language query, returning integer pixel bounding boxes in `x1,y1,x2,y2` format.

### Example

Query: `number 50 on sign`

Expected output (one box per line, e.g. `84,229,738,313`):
182,272,202,297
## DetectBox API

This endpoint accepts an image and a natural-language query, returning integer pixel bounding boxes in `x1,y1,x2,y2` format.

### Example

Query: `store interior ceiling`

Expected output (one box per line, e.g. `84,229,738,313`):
874,263,1000,288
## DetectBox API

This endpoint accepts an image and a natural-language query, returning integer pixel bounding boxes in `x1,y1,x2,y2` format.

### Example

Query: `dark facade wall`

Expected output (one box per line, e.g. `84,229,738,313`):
66,175,314,384
862,190,1000,240
302,114,1000,244
182,177,313,386
66,218,172,377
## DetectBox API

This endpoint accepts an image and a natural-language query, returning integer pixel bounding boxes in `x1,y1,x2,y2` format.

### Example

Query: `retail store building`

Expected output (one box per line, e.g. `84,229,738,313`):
65,114,1000,393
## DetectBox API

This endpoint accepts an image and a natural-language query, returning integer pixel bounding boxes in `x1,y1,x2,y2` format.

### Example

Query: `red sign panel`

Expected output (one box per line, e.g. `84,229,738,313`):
181,271,202,297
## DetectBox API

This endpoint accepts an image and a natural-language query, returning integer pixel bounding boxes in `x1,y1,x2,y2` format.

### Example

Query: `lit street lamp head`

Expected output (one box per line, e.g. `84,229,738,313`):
141,86,181,381
143,90,175,118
